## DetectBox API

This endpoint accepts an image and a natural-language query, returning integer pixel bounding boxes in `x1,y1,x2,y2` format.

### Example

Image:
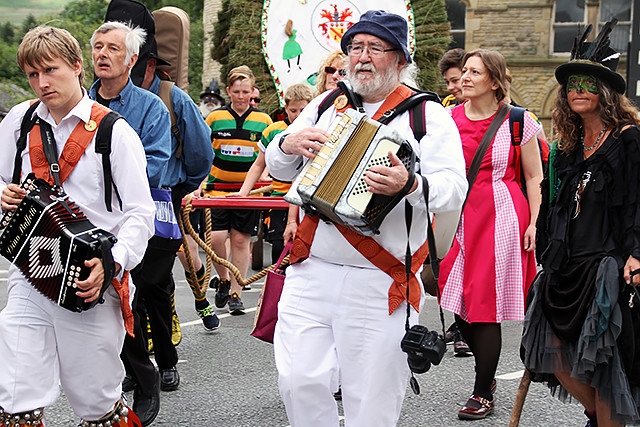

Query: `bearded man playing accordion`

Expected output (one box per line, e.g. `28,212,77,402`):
265,10,467,427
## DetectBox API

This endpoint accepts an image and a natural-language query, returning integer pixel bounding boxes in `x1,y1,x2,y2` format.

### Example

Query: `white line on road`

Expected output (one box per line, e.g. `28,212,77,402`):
496,370,525,380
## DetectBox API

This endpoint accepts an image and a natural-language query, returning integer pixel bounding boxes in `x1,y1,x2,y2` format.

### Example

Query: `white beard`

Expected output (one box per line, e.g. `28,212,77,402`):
349,63,400,101
199,102,219,118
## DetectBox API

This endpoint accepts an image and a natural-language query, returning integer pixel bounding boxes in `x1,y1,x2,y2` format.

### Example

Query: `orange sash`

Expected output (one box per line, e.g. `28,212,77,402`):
28,103,110,185
335,84,413,121
111,271,135,337
290,215,428,314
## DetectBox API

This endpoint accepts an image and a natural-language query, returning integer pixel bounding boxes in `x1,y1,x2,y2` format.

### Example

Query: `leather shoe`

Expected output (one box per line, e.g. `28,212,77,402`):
160,367,180,391
458,394,494,420
133,371,160,427
122,373,137,393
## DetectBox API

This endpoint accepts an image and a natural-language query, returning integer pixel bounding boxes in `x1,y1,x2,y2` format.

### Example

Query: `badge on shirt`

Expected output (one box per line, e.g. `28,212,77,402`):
334,94,349,110
84,120,97,132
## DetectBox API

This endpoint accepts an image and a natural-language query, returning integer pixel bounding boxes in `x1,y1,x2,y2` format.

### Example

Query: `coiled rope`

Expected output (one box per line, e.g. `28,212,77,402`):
179,187,289,290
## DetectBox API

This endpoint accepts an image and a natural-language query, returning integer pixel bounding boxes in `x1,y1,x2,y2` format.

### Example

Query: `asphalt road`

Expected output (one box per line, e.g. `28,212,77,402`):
0,246,593,427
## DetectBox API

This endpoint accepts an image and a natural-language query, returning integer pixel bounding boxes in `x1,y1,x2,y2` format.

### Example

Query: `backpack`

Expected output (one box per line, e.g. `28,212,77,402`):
13,101,123,212
509,106,550,198
153,6,190,92
104,0,155,87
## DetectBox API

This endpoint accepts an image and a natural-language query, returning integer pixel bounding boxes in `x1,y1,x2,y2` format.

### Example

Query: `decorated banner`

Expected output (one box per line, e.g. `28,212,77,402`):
261,0,415,106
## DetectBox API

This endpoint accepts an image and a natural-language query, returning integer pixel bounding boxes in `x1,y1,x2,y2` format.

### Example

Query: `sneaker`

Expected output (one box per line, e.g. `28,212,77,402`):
195,299,220,331
171,312,182,346
453,330,472,357
209,276,219,290
242,284,252,291
228,292,245,315
213,278,231,308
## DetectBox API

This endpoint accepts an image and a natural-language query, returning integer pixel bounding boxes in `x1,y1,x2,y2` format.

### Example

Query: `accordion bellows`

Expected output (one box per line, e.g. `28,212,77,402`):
0,175,116,312
286,109,415,235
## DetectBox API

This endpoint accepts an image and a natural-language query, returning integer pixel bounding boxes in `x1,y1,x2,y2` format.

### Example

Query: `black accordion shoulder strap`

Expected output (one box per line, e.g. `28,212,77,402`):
12,101,41,184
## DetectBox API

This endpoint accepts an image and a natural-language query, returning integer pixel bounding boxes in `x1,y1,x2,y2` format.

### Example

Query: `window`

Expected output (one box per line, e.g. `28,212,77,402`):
553,0,586,53
599,0,632,53
553,0,633,54
446,0,466,49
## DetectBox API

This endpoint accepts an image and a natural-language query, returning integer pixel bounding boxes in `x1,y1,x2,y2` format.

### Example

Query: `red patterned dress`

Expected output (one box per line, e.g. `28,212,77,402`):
438,102,541,323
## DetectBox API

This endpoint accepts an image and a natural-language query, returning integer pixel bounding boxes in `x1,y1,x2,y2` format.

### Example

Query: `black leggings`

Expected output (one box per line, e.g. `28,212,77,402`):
455,315,502,400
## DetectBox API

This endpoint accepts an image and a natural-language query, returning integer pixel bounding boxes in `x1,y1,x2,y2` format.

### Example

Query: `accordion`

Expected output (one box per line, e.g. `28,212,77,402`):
0,174,117,312
285,108,415,235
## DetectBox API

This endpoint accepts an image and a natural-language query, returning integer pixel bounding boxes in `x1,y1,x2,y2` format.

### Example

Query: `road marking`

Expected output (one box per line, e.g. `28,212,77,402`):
286,416,344,427
496,370,525,380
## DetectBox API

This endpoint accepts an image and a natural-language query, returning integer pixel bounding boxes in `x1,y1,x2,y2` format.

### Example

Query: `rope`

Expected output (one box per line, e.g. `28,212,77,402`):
181,194,289,287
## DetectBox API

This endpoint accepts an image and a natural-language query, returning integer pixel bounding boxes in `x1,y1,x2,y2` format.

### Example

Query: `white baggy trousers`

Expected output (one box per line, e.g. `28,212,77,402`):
0,274,126,420
274,258,421,427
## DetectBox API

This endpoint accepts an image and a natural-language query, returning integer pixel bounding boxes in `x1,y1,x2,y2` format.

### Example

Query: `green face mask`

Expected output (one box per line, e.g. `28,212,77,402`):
567,74,599,94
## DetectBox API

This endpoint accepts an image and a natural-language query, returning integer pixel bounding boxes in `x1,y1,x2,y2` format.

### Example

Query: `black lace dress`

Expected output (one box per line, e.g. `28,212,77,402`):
521,125,640,424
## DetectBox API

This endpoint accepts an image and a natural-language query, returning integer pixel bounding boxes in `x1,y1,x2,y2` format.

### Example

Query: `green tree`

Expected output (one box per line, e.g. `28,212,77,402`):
0,22,15,44
21,14,38,34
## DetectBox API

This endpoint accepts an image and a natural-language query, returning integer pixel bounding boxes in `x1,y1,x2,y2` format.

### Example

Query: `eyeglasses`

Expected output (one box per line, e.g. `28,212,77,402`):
250,97,261,104
324,66,347,76
346,44,399,57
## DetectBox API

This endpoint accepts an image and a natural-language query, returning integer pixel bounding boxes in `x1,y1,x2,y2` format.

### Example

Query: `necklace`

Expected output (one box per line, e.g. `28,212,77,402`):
581,127,607,151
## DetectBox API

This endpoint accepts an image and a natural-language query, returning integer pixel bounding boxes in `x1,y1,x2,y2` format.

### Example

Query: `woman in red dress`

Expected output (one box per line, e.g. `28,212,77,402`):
438,49,543,420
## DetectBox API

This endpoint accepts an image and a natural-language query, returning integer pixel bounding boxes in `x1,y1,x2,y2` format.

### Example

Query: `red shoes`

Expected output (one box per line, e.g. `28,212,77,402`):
458,394,495,420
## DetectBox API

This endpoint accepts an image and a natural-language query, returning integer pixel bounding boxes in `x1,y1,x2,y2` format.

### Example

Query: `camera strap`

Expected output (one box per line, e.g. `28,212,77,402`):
403,175,448,395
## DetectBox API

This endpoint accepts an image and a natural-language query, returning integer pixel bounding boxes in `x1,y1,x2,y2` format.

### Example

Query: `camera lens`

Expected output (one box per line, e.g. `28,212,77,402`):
407,355,431,374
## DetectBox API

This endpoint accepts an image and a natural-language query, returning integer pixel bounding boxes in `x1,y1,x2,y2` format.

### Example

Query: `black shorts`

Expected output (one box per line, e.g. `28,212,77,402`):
210,208,260,236
265,209,287,243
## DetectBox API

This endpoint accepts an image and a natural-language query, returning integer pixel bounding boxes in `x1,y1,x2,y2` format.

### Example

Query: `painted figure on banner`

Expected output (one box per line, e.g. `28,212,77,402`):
283,20,303,72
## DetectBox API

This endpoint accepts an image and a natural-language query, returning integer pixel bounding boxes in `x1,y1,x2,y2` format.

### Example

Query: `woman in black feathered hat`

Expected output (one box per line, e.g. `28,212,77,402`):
521,19,640,427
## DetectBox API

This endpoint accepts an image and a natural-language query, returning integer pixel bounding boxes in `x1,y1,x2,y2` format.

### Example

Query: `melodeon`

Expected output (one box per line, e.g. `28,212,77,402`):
285,108,415,235
0,174,117,312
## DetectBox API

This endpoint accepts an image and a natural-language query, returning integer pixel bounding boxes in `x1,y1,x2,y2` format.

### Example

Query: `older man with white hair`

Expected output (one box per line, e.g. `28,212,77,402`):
88,20,172,427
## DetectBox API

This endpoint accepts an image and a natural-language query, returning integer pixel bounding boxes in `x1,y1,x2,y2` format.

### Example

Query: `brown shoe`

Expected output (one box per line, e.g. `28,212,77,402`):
458,395,494,420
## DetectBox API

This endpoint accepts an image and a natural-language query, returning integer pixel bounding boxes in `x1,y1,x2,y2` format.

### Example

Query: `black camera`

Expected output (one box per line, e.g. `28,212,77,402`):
400,325,447,374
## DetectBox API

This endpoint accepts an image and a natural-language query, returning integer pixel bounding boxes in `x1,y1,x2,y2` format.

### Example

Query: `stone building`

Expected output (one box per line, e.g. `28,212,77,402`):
201,0,633,136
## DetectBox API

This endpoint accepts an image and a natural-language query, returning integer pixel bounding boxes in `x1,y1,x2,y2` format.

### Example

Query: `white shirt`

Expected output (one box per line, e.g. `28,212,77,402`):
265,90,468,267
0,94,155,275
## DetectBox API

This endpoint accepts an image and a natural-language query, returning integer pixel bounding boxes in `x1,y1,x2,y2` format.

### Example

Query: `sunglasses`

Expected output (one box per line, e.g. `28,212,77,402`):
324,66,347,76
202,96,220,104
250,97,261,104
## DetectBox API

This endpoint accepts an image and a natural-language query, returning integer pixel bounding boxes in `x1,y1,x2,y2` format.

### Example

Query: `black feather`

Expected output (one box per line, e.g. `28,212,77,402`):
583,18,618,62
570,24,592,60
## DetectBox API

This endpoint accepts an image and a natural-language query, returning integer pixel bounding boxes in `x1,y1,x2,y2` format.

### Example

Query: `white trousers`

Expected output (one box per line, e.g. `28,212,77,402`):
0,272,126,420
274,259,421,427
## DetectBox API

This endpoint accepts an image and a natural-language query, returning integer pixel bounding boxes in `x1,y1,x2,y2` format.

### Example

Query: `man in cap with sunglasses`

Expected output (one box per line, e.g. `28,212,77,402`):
265,10,466,427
